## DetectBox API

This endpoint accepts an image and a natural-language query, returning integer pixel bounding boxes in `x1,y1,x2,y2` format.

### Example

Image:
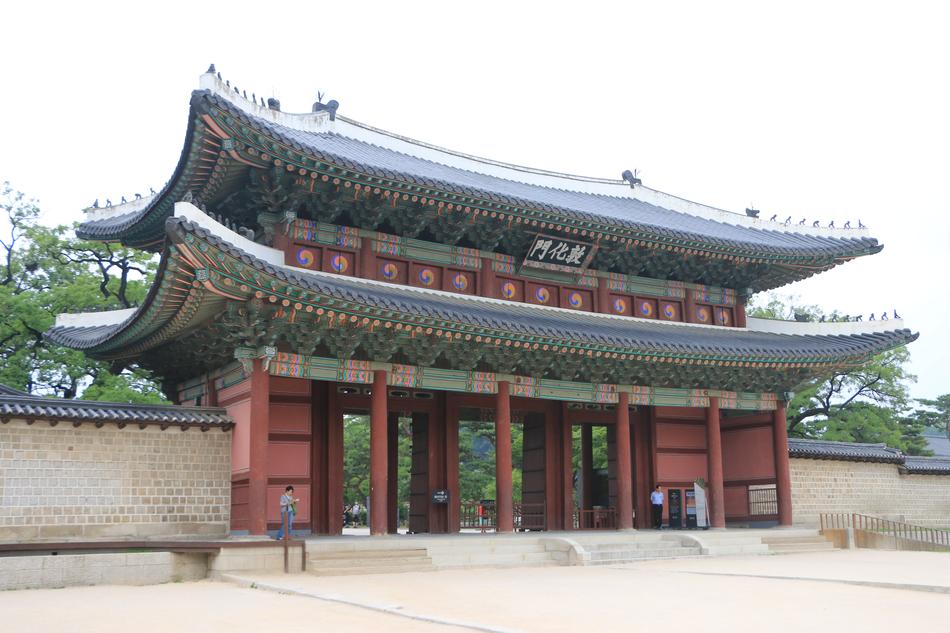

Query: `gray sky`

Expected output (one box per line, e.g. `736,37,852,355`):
1,1,946,399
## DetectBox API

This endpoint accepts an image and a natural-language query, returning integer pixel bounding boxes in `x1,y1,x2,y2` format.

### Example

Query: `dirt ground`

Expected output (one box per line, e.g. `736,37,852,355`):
3,550,947,633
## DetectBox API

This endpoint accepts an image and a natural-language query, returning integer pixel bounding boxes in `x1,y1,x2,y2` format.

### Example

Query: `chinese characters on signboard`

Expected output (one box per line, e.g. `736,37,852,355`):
522,234,596,273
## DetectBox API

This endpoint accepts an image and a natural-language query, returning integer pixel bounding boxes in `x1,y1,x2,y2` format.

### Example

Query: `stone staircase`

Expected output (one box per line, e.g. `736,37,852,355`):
308,547,435,576
301,528,835,576
426,537,556,570
565,532,701,565
676,527,833,556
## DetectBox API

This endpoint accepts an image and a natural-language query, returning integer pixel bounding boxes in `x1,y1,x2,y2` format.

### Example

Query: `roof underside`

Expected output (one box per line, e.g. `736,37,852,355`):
77,80,883,292
52,214,916,391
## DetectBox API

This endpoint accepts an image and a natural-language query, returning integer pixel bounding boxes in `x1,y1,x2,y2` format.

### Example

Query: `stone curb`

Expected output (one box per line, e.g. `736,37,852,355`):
218,573,522,633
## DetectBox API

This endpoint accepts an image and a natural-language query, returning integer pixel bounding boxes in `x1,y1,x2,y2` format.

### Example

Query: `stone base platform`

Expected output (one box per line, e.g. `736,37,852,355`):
0,528,831,589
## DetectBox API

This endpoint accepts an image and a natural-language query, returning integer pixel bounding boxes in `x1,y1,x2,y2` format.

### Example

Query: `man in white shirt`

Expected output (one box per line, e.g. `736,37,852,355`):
650,485,664,529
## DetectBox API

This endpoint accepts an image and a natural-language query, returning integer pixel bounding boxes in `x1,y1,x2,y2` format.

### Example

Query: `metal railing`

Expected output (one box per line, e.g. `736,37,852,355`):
748,485,778,517
514,503,546,531
459,501,547,531
460,501,496,531
573,507,618,530
820,513,950,549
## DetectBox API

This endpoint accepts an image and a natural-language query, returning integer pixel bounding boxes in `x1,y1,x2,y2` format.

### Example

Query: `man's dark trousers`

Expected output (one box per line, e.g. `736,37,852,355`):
652,503,663,529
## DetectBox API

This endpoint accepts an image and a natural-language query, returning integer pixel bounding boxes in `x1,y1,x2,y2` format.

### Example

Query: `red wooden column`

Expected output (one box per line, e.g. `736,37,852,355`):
495,381,514,532
387,413,399,534
326,385,344,535
369,370,389,536
248,359,270,535
360,238,377,280
615,392,634,530
445,394,461,532
633,407,651,529
544,404,560,530
480,257,497,298
706,397,726,529
684,288,697,324
735,301,748,328
773,401,793,526
560,404,574,530
204,374,218,407
597,277,610,314
581,425,594,510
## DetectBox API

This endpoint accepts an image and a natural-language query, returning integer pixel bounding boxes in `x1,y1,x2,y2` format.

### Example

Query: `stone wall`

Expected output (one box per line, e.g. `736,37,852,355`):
0,552,208,590
790,458,950,528
0,420,231,541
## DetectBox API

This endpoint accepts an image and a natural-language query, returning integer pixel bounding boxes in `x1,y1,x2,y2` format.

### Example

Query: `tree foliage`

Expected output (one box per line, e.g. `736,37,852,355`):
908,395,950,435
749,293,929,454
0,182,165,402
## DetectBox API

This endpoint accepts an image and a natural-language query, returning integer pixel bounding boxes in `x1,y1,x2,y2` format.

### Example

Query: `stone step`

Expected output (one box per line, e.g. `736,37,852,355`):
692,536,764,546
760,536,829,545
589,547,700,562
699,544,770,556
430,551,554,566
435,560,559,571
591,540,691,551
309,562,436,576
767,541,836,553
309,554,433,569
424,542,547,554
309,548,429,560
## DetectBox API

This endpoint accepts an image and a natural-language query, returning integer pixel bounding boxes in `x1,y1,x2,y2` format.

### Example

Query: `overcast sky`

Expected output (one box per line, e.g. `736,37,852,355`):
1,1,946,399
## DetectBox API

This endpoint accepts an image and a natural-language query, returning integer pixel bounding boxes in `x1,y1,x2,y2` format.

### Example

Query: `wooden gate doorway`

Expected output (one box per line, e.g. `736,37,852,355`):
456,399,562,532
336,386,451,535
571,422,618,529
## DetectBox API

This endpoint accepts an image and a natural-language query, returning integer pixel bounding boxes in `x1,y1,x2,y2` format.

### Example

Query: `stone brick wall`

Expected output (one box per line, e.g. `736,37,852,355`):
0,420,231,541
0,552,208,590
790,458,950,528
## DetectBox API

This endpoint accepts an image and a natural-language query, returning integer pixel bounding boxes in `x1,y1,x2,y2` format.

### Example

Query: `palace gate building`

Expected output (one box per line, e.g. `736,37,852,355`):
49,68,917,536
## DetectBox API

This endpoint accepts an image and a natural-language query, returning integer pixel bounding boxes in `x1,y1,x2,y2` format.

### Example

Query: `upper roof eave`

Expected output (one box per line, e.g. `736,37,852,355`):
75,71,883,270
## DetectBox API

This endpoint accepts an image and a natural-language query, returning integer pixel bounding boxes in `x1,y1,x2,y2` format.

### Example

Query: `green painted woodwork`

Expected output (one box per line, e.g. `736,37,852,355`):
265,349,778,410
71,223,899,395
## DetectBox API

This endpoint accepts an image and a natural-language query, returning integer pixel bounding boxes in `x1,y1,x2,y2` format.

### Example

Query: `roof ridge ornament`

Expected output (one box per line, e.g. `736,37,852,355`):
312,91,339,121
621,169,641,188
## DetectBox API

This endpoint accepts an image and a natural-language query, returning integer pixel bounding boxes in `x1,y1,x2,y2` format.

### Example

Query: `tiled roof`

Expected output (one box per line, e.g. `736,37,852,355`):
49,217,919,364
787,438,904,463
902,456,950,475
0,387,232,429
789,438,950,475
77,89,881,267
0,384,30,396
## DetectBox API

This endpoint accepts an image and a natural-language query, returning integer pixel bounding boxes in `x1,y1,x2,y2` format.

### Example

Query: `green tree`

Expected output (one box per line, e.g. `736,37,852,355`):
0,182,164,402
909,394,950,436
748,294,923,453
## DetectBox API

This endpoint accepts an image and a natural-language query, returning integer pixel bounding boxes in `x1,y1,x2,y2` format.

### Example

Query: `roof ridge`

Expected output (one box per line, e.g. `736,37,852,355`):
196,70,876,241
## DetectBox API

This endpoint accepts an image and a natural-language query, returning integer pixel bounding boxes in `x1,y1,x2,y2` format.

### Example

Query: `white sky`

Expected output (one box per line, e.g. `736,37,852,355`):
1,1,947,399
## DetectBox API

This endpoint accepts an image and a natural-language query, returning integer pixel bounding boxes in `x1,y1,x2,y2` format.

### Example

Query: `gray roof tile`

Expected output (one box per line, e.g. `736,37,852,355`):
0,386,231,429
78,91,881,264
48,217,918,365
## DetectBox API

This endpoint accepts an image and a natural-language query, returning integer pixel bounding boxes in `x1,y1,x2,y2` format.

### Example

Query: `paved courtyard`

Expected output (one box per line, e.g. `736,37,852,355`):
2,550,947,633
